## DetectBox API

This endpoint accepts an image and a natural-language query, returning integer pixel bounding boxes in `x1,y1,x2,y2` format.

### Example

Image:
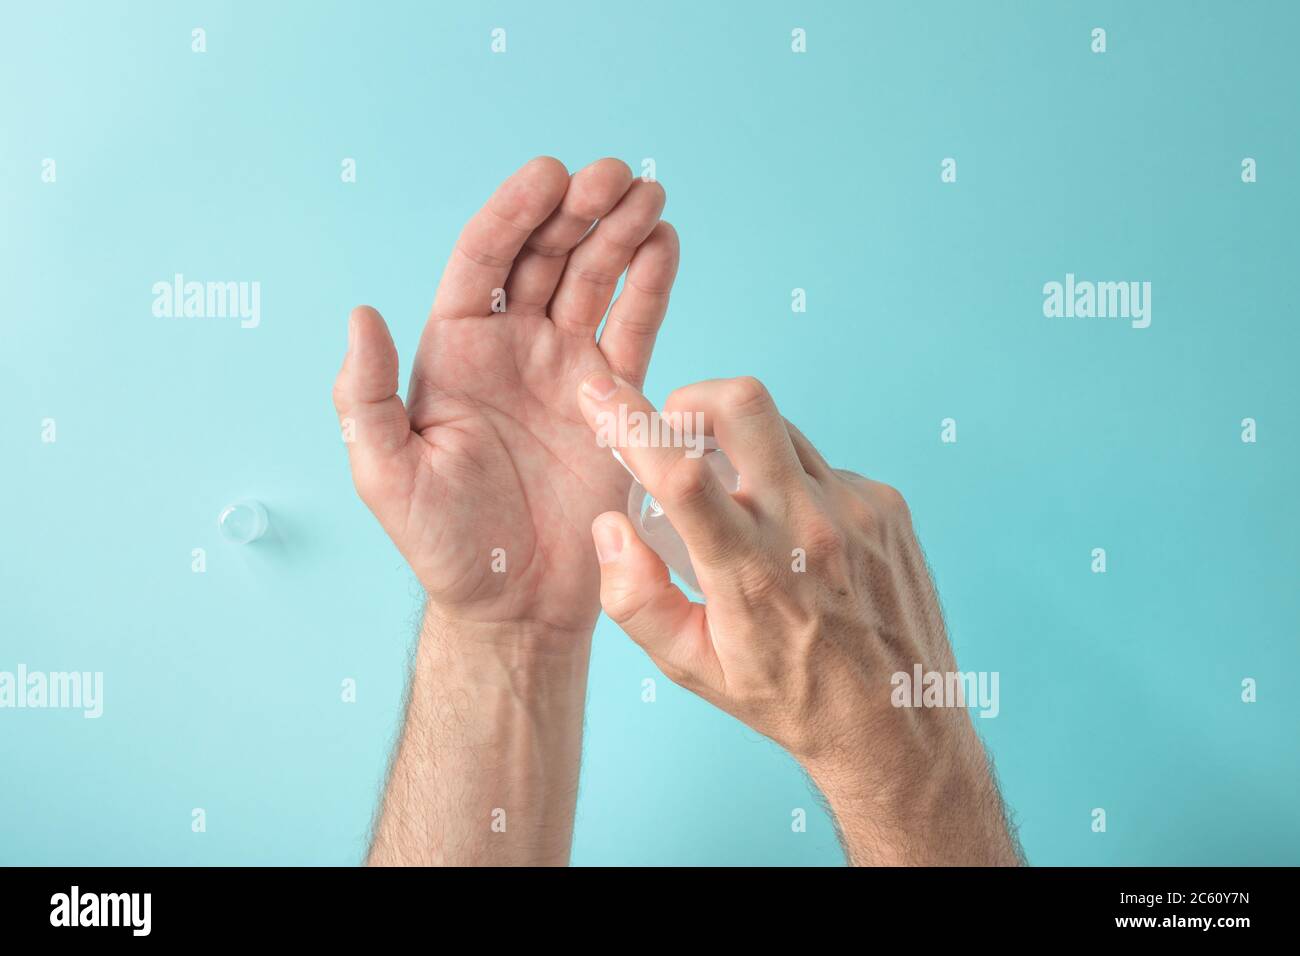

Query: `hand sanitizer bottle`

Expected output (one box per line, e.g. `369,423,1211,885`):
624,449,739,595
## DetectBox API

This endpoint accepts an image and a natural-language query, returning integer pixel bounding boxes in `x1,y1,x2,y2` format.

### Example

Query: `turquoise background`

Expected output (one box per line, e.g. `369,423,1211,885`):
2,0,1297,865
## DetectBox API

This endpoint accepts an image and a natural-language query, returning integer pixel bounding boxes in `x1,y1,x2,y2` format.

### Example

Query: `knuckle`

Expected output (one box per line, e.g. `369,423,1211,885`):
602,156,635,181
734,553,785,600
608,304,662,337
874,482,912,523
331,378,349,414
650,219,679,248
843,493,877,534
348,463,384,510
801,515,847,561
659,455,713,508
601,568,663,628
663,384,693,413
634,177,667,205
602,582,651,626
720,376,772,418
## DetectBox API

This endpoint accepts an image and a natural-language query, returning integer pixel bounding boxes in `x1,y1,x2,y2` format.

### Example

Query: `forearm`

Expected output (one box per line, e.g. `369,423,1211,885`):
367,608,591,866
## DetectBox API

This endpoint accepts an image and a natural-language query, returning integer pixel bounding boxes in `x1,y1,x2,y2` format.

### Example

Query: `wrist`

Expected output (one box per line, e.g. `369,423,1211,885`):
417,605,593,699
421,602,592,657
804,728,1021,866
370,605,592,867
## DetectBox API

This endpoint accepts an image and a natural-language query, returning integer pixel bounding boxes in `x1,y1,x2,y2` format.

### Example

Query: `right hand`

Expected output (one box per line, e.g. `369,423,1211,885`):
576,373,1021,864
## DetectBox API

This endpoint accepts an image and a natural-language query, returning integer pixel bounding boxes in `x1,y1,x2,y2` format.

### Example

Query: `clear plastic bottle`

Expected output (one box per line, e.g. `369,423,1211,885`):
625,449,739,594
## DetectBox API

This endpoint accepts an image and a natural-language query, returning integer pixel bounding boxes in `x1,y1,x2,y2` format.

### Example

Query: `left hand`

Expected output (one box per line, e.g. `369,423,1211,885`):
333,157,679,639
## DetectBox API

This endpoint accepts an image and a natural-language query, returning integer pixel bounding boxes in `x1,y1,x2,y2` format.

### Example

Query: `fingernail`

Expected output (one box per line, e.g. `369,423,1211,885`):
347,314,357,350
581,372,619,402
593,519,623,564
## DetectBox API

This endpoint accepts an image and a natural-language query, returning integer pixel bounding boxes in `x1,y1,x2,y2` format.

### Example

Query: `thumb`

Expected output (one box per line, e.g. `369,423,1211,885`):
591,512,720,691
333,305,411,459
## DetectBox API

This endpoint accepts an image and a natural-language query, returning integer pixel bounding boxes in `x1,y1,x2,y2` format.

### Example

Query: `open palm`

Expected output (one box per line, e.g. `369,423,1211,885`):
333,158,679,636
